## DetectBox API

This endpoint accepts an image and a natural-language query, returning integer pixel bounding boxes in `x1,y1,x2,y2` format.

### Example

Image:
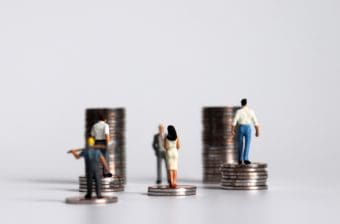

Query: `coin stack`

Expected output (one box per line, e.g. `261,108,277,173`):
202,107,240,183
220,163,268,190
78,176,125,192
148,185,197,196
65,196,118,205
80,108,126,193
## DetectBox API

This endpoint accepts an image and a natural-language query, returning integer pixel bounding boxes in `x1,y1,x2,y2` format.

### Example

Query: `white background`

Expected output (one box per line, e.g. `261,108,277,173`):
0,0,339,223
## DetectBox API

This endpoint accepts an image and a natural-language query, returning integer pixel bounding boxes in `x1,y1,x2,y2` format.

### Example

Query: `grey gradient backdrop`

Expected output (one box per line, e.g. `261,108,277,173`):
0,0,339,223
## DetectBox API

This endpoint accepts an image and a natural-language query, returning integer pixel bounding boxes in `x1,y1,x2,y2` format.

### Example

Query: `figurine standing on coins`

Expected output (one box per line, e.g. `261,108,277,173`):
90,113,110,176
164,125,180,189
232,98,260,165
68,137,112,199
152,124,169,184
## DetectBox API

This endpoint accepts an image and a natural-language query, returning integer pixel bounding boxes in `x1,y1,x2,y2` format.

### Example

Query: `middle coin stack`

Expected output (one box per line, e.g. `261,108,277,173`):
78,176,125,193
220,163,268,190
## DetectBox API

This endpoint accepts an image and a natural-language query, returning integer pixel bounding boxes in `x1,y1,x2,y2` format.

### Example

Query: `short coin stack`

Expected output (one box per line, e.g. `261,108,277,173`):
202,107,240,183
148,185,197,196
220,163,268,190
78,176,125,193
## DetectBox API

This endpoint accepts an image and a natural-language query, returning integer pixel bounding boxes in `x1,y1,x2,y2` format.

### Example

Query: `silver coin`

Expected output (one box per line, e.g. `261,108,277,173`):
79,181,124,185
221,171,268,176
221,185,268,190
79,179,124,182
221,179,267,183
79,182,124,186
221,169,268,172
221,182,267,187
65,196,118,204
148,185,197,196
148,191,197,196
79,180,124,183
222,177,267,181
221,162,267,168
203,175,222,178
221,169,267,173
79,185,123,189
221,174,268,179
222,175,267,180
79,177,124,181
79,188,124,192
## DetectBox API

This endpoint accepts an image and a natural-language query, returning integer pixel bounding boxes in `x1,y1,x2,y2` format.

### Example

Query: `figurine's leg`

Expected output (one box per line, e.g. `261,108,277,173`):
164,157,170,185
85,172,93,199
156,154,162,184
166,170,171,186
238,126,245,162
169,170,173,188
100,149,109,176
173,171,177,188
94,169,102,198
164,153,171,185
243,126,252,161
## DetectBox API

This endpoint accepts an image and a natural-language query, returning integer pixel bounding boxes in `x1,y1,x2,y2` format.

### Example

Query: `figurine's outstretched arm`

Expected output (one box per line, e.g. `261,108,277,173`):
67,149,81,159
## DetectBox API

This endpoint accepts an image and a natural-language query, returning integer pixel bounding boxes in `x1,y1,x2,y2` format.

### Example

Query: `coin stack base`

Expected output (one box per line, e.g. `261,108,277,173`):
79,176,125,193
65,196,118,205
220,162,268,190
148,185,197,196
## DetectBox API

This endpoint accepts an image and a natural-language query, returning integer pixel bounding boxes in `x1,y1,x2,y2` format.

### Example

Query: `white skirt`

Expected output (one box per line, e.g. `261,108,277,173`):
166,147,178,170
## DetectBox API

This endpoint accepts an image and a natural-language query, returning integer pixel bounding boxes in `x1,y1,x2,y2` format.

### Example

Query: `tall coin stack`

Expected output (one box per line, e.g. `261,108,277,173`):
79,108,126,193
220,163,268,190
202,107,240,183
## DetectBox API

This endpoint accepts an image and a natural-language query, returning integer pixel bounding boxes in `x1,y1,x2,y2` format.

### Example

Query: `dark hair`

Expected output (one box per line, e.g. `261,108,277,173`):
241,98,247,106
167,125,177,141
98,112,106,121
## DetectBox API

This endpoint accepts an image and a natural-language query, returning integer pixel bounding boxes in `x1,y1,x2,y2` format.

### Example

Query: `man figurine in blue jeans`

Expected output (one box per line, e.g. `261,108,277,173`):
232,98,260,165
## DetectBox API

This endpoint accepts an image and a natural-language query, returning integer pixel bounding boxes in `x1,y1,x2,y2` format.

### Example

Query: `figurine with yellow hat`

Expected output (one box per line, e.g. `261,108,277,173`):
68,137,113,199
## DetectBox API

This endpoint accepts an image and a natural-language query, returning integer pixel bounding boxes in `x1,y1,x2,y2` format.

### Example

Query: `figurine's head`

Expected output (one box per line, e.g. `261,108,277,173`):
158,124,164,134
241,98,247,107
87,137,95,146
167,125,177,141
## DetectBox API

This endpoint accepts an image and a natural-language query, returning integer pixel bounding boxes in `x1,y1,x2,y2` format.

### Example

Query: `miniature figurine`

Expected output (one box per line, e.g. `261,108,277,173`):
152,124,169,184
90,113,110,175
164,125,180,189
68,137,112,199
232,98,260,165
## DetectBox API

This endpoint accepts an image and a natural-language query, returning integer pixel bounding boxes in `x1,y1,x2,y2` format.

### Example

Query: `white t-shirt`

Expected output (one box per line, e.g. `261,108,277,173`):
91,121,110,140
232,106,259,126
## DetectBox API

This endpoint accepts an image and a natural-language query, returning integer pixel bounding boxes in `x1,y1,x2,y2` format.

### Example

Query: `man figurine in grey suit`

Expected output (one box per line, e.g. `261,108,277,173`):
152,124,168,184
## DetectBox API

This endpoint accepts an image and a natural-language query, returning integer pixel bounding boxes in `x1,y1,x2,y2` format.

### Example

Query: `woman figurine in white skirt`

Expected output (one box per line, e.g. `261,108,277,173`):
164,125,180,188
